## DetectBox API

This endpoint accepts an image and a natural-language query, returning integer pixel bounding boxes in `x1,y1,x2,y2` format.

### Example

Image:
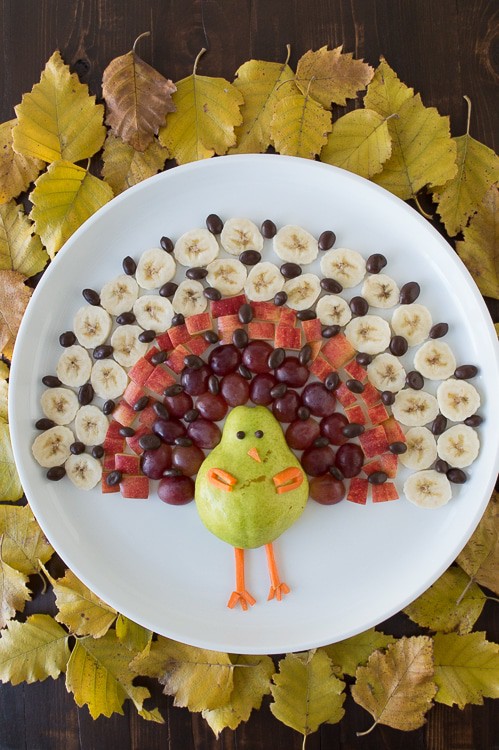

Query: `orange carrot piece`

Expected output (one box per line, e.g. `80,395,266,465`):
207,467,237,492
272,466,304,494
265,542,290,601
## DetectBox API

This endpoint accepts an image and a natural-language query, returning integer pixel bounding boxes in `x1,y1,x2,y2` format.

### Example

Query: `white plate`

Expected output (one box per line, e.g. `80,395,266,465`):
9,155,499,655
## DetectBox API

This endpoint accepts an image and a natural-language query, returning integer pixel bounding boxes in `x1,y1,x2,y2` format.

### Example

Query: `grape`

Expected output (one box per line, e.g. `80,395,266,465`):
164,391,193,418
195,392,228,421
301,383,337,417
241,340,273,373
141,444,172,479
152,418,186,445
208,344,241,376
187,419,222,449
301,445,335,476
275,356,309,387
220,373,250,406
250,372,276,405
309,474,345,504
272,390,300,422
335,443,364,477
181,365,210,396
285,418,320,450
158,475,194,505
320,413,349,445
172,445,205,476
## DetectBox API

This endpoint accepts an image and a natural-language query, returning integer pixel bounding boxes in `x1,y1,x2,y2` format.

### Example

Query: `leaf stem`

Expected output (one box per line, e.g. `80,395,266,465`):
193,48,207,76
133,31,150,53
356,719,378,737
485,596,499,604
413,195,433,220
463,95,472,137
455,575,474,606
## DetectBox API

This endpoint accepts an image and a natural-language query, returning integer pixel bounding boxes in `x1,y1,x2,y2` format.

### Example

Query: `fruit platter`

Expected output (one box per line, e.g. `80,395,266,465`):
9,155,499,654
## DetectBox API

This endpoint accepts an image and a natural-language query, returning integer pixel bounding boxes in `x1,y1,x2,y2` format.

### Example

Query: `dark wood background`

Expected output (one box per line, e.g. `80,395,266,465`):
1,1,498,748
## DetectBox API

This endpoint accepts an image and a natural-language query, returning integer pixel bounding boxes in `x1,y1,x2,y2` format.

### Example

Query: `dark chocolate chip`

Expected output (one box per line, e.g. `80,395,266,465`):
454,365,478,380
152,402,169,419
204,286,221,301
381,390,396,406
42,375,61,387
233,329,249,348
366,254,387,274
35,418,55,430
106,470,122,486
342,423,364,438
299,344,312,365
399,281,420,304
280,262,302,279
116,311,136,325
102,399,116,415
389,335,408,356
322,324,340,338
447,468,467,484
163,468,182,477
320,277,343,294
159,281,178,298
122,256,136,275
238,303,253,324
349,296,369,316
164,384,184,397
261,219,277,238
324,372,340,391
82,288,100,306
138,330,156,343
186,267,208,280
429,322,449,339
59,331,76,347
297,406,310,420
431,414,447,435
346,378,365,393
160,236,174,253
203,330,220,344
93,344,113,359
91,445,104,459
239,250,262,266
389,441,407,454
184,408,200,422
70,441,85,455
368,471,388,484
236,431,245,440
356,352,373,366
47,466,66,481
406,370,424,390
206,214,223,234
329,466,343,480
464,414,483,427
238,364,252,380
314,436,329,448
270,383,287,398
184,354,204,369
273,291,287,306
318,230,336,251
208,375,220,394
296,309,316,321
133,396,150,412
139,433,162,451
435,459,449,473
268,348,285,369
119,427,135,437
151,351,167,365
171,313,185,326
78,383,94,405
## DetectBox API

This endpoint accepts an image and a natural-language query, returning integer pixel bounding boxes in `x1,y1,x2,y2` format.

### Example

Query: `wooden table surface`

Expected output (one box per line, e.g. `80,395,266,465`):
1,1,497,748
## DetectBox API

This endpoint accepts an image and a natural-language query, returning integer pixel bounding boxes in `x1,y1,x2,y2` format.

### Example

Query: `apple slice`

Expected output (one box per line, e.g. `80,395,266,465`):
334,382,357,408
138,404,157,429
347,477,368,504
278,307,298,327
372,482,399,502
115,453,141,474
343,360,367,382
382,417,406,445
301,317,322,342
308,355,333,382
359,425,389,458
166,344,190,374
187,335,211,356
359,382,381,407
169,324,191,348
185,312,212,334
144,366,176,395
322,334,355,369
344,404,366,425
217,314,240,343
248,321,275,340
251,301,281,322
120,475,149,499
128,357,154,386
155,331,173,351
274,324,301,350
101,472,120,494
363,453,398,479
113,401,136,427
367,403,390,425
210,294,247,318
123,381,146,407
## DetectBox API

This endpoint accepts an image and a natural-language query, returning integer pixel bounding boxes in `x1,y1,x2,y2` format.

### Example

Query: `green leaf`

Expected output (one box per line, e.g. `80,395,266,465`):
0,553,30,627
321,109,393,179
101,133,168,195
0,201,48,278
456,491,499,596
323,627,396,677
270,90,332,159
0,119,43,204
0,423,23,501
0,614,69,684
433,632,499,708
456,185,498,301
0,504,53,575
115,614,152,653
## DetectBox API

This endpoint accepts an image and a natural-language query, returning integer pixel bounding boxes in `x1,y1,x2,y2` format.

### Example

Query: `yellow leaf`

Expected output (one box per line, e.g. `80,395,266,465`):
0,614,69,684
30,161,113,259
115,613,152,653
433,632,499,708
101,133,168,195
403,566,486,634
269,649,345,738
0,423,23,501
0,361,8,380
0,375,7,421
352,636,436,734
0,553,30,627
0,269,32,358
296,45,374,108
132,634,233,712
13,50,106,164
66,631,163,721
229,51,296,154
323,627,396,677
43,565,117,637
0,119,43,203
0,505,53,575
202,654,274,736
159,50,244,164
321,109,393,179
456,491,499,595
270,89,332,159
364,57,414,119
456,185,498,300
0,201,48,277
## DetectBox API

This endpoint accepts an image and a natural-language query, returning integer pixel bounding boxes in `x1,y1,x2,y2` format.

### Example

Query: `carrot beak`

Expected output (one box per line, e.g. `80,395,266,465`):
247,447,261,463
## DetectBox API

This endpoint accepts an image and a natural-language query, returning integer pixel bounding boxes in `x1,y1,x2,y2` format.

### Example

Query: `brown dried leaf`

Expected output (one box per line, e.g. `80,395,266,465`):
0,119,43,204
0,551,30,628
296,46,374,108
0,270,32,358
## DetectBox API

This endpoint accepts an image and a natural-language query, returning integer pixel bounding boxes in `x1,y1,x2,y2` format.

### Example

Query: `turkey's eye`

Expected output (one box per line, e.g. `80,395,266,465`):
255,430,264,438
236,431,245,439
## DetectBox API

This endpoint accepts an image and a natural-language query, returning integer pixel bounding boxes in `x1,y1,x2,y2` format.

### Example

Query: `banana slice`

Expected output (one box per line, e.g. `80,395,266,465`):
65,453,102,490
316,294,352,326
32,425,74,468
344,314,391,354
90,360,128,400
392,388,439,426
220,218,264,256
320,248,366,288
362,274,399,308
437,378,481,422
404,470,452,508
273,225,318,265
391,303,432,346
367,353,406,392
136,247,176,289
40,387,79,426
56,345,92,387
244,262,284,302
133,295,174,333
73,306,112,348
206,259,247,295
74,405,109,445
174,228,219,267
111,325,148,367
437,424,480,468
100,274,139,316
414,341,456,381
399,427,437,470
283,274,321,310
172,280,207,316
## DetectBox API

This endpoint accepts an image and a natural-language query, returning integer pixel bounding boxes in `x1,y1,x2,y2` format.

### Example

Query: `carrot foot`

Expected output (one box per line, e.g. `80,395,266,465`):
227,589,256,610
268,581,290,602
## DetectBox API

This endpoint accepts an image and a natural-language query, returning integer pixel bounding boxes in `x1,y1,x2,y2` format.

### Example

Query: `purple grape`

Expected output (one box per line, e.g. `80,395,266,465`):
220,373,250,406
208,344,241,376
141,444,172,479
181,365,211,396
301,445,335,476
152,418,186,445
335,443,364,478
309,475,345,504
195,392,228,421
250,372,276,405
158,475,194,505
172,445,205,476
301,383,337,417
164,391,193,418
187,419,222,449
320,413,349,445
272,390,300,422
242,340,273,373
285,418,320,450
275,356,309,387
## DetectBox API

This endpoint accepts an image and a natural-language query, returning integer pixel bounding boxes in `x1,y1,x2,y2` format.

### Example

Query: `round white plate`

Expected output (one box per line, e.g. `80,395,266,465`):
9,155,499,655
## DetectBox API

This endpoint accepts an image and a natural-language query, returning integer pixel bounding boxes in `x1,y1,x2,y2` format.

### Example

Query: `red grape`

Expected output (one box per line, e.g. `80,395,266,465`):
152,418,186,445
250,372,276,405
220,373,250,406
301,445,335,476
141,444,172,479
241,340,273,373
172,445,205,476
181,365,210,396
164,391,193,418
301,383,336,417
309,474,345,504
275,356,309,387
158,475,194,505
320,413,349,445
285,418,320,450
272,390,300,422
195,392,228,421
208,344,241,376
187,419,222,449
335,443,364,477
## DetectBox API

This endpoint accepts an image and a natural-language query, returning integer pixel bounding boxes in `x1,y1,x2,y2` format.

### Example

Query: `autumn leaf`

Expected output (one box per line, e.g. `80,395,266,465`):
102,33,176,151
456,491,499,595
115,614,152,653
30,160,113,259
0,377,7,422
101,132,168,195
66,631,163,721
0,423,23,501
13,50,106,164
296,46,374,108
269,649,345,739
433,632,499,709
456,185,498,300
159,49,244,164
323,628,396,677
0,614,69,684
0,119,43,204
0,201,48,277
321,109,393,179
0,505,53,575
352,636,436,734
403,566,486,634
364,57,413,118
202,654,274,736
0,552,30,627
0,269,32,358
229,48,296,153
270,88,332,159
132,635,233,712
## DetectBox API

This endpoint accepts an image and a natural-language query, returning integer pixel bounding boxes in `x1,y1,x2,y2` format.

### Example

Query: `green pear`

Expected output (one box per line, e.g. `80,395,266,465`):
195,405,309,549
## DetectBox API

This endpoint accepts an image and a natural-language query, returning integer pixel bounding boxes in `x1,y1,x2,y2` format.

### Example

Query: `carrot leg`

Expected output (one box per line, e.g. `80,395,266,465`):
265,542,290,602
227,548,256,610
